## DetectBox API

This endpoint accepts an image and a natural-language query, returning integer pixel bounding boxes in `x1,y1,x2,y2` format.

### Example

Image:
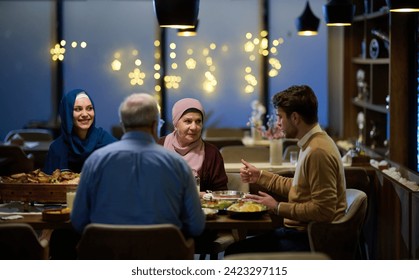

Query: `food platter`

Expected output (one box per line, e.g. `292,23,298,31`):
226,201,268,220
201,190,245,214
0,169,79,204
0,183,77,204
201,199,234,214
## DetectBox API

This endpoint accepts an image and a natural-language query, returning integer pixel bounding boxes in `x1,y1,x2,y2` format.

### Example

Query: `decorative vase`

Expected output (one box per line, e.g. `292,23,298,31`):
251,126,262,141
269,138,283,165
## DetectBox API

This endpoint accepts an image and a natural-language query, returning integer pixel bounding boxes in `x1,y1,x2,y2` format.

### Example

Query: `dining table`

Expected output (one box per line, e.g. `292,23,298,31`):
224,161,352,173
0,207,274,241
224,161,297,173
205,213,274,240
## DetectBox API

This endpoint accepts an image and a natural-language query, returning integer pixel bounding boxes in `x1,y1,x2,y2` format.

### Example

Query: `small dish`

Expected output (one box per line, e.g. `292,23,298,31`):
202,208,218,220
42,208,70,222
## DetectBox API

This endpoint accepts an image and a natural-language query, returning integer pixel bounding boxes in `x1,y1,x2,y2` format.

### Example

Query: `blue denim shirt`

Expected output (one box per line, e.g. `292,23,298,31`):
71,131,205,237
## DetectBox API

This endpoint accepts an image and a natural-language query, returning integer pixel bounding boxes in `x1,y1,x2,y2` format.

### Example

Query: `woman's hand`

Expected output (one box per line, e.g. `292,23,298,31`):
240,159,260,183
244,191,278,211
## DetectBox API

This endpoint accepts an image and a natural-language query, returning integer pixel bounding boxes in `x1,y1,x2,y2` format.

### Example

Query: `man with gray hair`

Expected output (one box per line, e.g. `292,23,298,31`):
71,93,205,238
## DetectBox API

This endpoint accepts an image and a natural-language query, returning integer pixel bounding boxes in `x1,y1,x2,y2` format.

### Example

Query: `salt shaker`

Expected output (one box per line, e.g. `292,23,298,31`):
195,175,201,193
192,169,200,193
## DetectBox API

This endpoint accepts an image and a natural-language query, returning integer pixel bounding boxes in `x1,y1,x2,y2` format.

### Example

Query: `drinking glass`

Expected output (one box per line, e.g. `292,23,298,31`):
66,186,77,210
290,151,298,165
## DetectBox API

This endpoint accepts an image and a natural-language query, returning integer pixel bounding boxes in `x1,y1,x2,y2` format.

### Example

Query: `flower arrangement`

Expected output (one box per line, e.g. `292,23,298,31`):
246,100,284,140
246,100,266,129
260,114,284,140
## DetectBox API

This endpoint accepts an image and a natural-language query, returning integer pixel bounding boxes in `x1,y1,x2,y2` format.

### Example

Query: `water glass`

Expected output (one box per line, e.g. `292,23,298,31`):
66,186,77,210
290,151,298,165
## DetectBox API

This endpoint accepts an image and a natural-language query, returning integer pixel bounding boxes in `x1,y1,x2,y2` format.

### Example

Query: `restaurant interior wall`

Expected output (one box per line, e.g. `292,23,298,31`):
0,0,328,141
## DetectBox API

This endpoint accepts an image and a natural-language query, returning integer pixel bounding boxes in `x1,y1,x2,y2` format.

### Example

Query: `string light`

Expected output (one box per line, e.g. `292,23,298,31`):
242,31,284,93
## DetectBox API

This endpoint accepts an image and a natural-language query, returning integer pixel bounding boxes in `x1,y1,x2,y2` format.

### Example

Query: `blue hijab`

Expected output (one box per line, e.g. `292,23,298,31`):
43,89,117,174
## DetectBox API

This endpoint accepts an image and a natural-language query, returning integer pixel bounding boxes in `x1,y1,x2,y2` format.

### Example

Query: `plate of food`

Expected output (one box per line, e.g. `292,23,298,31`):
226,201,267,220
202,208,218,220
201,199,234,214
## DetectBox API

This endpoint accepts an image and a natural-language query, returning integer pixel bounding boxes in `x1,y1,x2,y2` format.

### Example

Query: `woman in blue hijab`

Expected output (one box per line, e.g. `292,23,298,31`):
43,89,117,174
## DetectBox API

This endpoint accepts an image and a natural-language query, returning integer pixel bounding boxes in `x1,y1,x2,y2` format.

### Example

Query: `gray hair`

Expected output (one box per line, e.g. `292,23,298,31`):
119,93,159,129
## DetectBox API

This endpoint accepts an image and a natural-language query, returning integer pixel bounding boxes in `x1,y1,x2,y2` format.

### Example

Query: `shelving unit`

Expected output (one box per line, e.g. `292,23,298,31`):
342,0,412,164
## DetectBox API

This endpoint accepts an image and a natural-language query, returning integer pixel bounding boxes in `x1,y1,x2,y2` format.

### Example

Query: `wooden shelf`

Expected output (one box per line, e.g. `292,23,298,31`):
352,58,389,65
352,98,388,114
341,0,413,167
354,9,389,22
343,0,390,154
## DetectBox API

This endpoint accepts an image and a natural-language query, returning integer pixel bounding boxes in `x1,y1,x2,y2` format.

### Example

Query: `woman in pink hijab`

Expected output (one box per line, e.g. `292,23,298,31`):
158,98,228,195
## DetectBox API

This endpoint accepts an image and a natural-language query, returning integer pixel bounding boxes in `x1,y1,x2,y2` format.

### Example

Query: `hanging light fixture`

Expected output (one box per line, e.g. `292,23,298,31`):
296,1,320,36
153,0,200,29
177,20,199,37
387,0,419,12
323,0,355,26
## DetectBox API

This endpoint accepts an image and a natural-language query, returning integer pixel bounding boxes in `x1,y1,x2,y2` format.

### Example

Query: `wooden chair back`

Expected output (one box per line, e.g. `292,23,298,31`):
0,145,34,176
4,128,53,142
77,223,195,260
0,223,49,260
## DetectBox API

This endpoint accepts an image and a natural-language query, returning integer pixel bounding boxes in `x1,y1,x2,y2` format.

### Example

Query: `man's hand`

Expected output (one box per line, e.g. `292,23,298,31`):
240,159,260,183
245,191,278,211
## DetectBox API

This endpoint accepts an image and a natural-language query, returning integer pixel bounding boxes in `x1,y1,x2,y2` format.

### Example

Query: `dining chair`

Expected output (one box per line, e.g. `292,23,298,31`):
4,128,53,143
282,145,299,161
195,231,236,260
344,167,372,259
281,138,298,151
0,223,49,260
76,223,195,260
226,172,249,193
224,251,330,260
220,145,269,163
0,145,34,176
307,188,368,260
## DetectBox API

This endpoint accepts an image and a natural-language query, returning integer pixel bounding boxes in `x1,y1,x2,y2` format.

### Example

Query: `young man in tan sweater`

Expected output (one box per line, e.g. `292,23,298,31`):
225,85,347,255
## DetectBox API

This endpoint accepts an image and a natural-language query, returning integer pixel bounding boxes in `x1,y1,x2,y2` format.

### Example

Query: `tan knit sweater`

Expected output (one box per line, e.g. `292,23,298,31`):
257,126,347,231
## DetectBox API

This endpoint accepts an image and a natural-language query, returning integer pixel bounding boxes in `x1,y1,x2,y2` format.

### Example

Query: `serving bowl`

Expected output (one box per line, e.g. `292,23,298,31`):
226,201,267,220
210,190,245,201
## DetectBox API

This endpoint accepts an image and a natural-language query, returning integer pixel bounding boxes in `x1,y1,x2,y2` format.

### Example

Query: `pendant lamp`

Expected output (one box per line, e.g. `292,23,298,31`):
323,0,355,26
387,0,419,12
153,0,200,29
296,1,320,36
178,20,199,37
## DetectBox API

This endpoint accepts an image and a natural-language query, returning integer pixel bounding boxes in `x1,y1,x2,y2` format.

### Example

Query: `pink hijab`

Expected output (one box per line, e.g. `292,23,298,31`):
164,98,205,173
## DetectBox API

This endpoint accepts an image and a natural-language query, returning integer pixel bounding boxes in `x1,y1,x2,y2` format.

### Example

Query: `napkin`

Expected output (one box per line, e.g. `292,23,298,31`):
0,215,24,220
